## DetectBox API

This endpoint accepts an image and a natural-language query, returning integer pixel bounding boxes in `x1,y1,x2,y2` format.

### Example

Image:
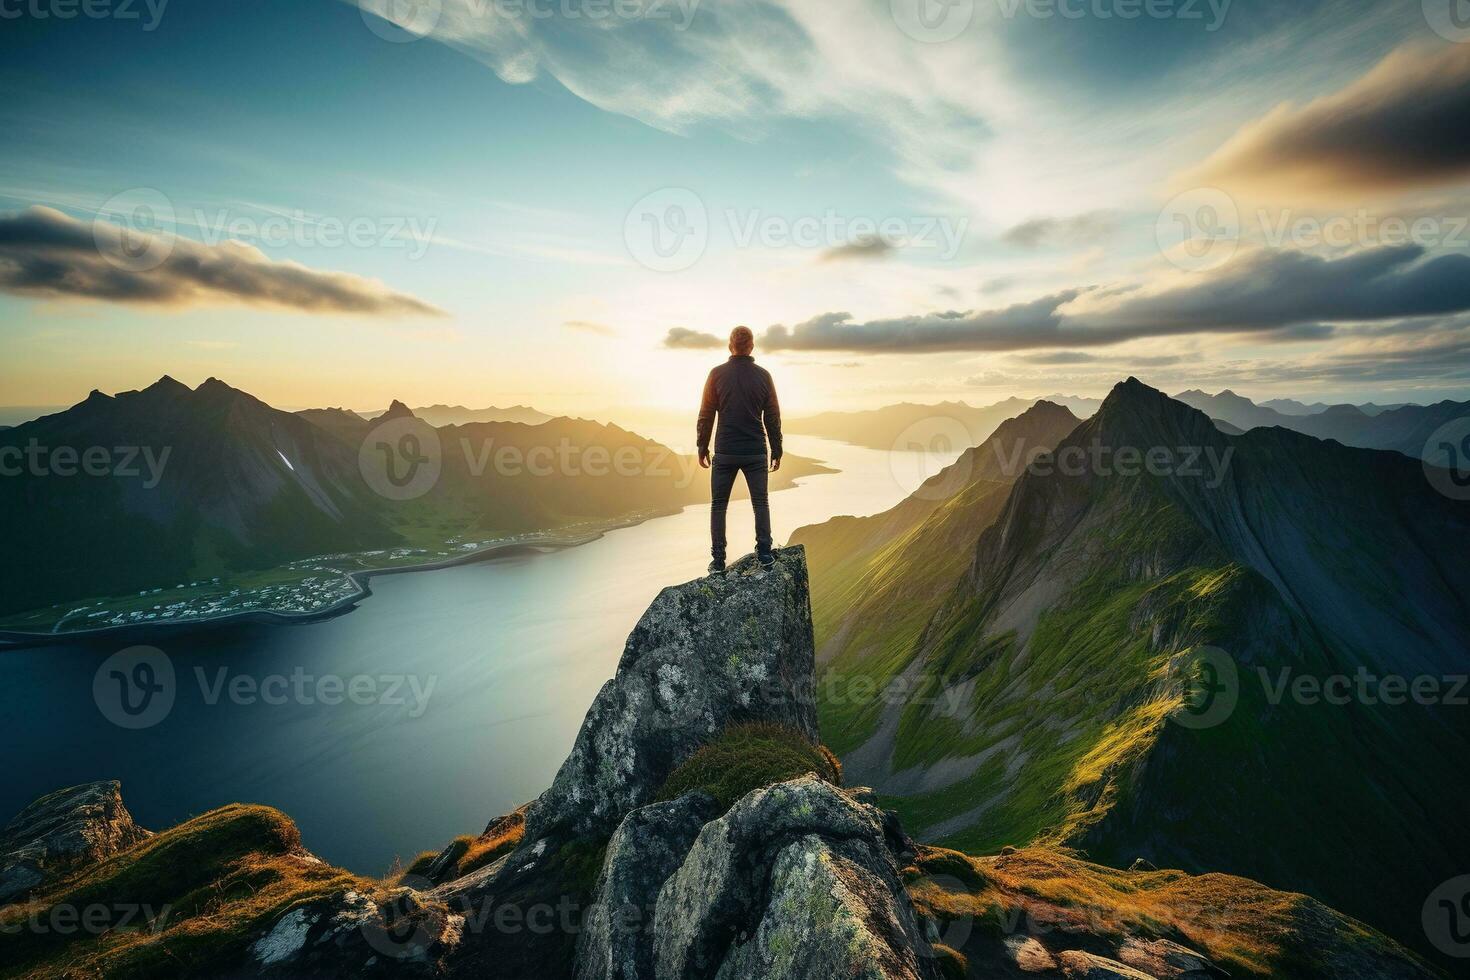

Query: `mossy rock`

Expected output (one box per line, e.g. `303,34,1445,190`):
655,722,842,814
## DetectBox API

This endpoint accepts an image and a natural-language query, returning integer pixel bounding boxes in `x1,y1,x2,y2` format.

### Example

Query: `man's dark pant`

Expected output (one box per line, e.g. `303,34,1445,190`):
710,453,771,562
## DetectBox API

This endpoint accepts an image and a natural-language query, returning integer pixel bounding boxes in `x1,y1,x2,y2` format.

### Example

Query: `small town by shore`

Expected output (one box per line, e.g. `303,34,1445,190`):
0,510,670,650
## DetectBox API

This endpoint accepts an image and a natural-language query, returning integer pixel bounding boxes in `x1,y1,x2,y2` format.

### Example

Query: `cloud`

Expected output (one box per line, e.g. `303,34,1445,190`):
1015,351,1099,364
754,245,1470,353
762,292,1083,353
818,236,895,262
663,327,725,349
1001,210,1120,249
0,206,444,316
1182,43,1470,198
562,319,616,336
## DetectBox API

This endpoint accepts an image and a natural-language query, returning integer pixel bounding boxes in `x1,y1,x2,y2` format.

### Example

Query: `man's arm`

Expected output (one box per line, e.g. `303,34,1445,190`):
696,369,718,465
764,370,783,465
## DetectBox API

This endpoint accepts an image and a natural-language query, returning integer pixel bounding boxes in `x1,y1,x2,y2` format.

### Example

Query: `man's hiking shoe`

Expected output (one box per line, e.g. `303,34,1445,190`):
708,559,726,574
758,552,776,569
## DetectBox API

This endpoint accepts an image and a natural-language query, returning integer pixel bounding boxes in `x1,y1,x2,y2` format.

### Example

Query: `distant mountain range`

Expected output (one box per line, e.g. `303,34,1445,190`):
786,395,1102,451
1259,396,1407,416
360,404,553,427
1174,388,1468,459
0,406,65,428
0,378,828,620
792,379,1470,963
784,389,1468,462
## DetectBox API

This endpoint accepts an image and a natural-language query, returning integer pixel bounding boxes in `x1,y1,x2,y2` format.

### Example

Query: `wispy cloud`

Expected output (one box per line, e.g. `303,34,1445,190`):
1181,42,1470,199
0,206,444,316
663,327,725,350
562,319,616,336
818,236,895,263
1001,210,1119,249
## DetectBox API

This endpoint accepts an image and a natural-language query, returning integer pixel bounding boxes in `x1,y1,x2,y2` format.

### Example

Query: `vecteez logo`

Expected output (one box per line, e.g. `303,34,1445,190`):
93,645,176,730
888,415,974,501
1422,416,1470,501
1424,0,1470,43
359,0,442,42
1424,875,1470,957
94,188,176,273
1156,187,1240,272
1169,645,1238,729
891,0,975,43
624,187,709,273
359,416,443,500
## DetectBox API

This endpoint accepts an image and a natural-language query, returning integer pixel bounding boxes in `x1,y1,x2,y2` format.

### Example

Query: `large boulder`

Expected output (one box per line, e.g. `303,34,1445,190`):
522,547,817,843
576,792,718,980
1115,938,1220,978
652,775,936,980
0,780,149,904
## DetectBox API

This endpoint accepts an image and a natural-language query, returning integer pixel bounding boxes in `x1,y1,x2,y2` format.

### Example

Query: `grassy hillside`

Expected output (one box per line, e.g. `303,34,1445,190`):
790,400,1082,754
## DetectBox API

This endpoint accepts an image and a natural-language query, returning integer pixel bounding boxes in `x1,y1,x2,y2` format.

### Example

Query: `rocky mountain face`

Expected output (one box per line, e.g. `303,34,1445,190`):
798,378,1470,965
0,781,149,905
0,548,1438,979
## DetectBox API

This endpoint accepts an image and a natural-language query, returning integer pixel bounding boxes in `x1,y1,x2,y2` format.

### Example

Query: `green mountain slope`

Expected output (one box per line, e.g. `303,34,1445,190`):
803,379,1470,964
789,400,1082,755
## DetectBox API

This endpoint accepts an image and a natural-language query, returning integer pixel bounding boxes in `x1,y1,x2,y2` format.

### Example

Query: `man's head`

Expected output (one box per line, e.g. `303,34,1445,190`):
728,325,755,356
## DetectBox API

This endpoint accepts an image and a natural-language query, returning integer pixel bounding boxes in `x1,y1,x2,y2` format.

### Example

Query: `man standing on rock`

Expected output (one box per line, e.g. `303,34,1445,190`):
697,325,782,573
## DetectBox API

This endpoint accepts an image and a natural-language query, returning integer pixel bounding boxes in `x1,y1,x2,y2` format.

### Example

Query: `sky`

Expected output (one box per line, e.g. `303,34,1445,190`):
1,0,1469,420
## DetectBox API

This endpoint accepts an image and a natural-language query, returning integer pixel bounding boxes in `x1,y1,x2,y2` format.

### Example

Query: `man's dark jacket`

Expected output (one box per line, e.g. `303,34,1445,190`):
697,355,782,459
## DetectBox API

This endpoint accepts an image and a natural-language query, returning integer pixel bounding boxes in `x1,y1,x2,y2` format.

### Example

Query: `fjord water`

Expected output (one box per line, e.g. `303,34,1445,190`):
1,437,955,873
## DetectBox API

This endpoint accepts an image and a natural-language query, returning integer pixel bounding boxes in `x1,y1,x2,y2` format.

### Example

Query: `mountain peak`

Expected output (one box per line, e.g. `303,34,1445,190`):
1017,398,1078,423
381,399,416,420
1090,377,1216,448
1108,375,1163,403
194,376,236,397
144,375,189,394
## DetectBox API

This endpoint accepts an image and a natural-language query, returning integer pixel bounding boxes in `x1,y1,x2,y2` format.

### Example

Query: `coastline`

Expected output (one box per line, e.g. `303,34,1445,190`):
0,509,672,650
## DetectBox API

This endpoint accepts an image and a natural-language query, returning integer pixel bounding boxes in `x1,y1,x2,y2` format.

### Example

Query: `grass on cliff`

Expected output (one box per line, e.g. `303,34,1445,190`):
870,496,1262,852
0,804,372,980
904,846,1432,979
400,807,528,887
656,722,842,813
805,478,1014,756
